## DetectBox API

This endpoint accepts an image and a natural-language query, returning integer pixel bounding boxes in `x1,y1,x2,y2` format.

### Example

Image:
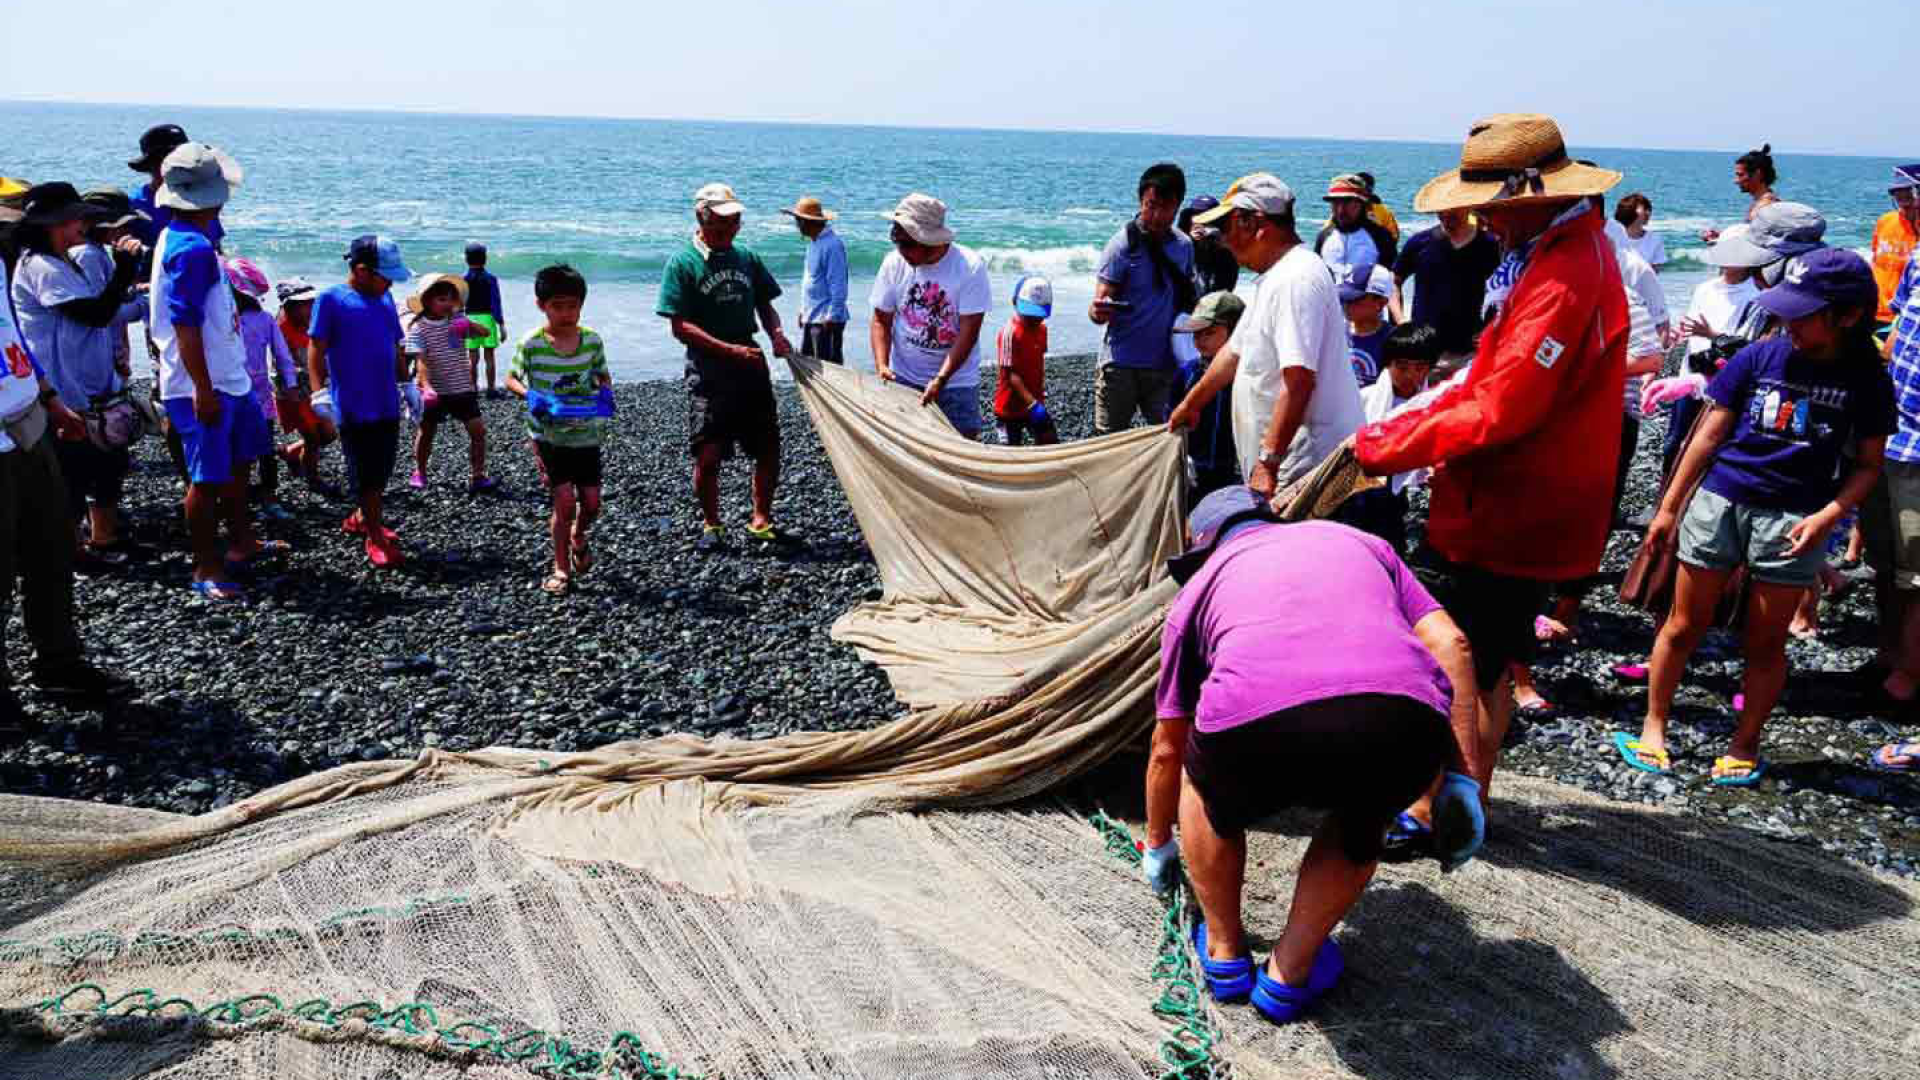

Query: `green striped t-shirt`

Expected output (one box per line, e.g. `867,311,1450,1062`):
510,325,611,447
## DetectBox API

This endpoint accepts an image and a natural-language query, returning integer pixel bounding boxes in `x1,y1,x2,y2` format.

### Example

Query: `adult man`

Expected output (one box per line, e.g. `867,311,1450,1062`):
870,193,992,437
1355,114,1627,830
1868,246,1920,770
1872,165,1920,331
126,124,222,250
1090,164,1194,434
1179,195,1240,298
1392,208,1501,363
658,183,793,550
1170,174,1361,496
1315,174,1398,279
1356,172,1401,242
0,201,136,732
783,196,848,364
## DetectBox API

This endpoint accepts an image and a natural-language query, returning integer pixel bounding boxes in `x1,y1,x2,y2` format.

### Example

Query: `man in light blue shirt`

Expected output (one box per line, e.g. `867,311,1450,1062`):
785,196,849,363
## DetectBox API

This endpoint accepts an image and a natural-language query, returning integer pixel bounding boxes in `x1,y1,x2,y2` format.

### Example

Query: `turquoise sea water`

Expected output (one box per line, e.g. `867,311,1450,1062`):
6,102,1904,380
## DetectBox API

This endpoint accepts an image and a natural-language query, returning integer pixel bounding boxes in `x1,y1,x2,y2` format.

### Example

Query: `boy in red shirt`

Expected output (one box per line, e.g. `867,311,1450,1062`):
994,275,1057,444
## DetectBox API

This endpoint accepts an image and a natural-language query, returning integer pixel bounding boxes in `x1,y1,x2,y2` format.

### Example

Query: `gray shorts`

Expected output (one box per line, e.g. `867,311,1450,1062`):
1678,486,1826,587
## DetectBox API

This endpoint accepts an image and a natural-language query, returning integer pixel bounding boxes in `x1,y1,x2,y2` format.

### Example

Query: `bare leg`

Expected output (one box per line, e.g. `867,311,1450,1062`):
549,483,576,576
1268,817,1376,986
468,348,480,389
220,477,256,562
750,439,780,531
414,417,438,476
693,443,724,529
483,347,497,393
183,482,225,583
1639,563,1732,755
1728,581,1800,764
1885,590,1920,700
1178,775,1248,960
360,487,384,533
86,501,119,548
1510,661,1549,711
465,417,488,481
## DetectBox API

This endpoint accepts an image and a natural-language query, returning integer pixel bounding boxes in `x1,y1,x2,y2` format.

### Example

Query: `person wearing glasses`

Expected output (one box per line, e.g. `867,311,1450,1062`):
869,193,992,438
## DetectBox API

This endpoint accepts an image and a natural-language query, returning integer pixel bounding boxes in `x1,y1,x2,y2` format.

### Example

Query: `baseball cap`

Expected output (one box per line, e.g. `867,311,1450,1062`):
1166,485,1278,584
1704,201,1826,268
155,143,241,211
1191,173,1296,226
128,123,189,172
1753,248,1877,321
1892,164,1920,194
1173,291,1247,333
275,277,319,305
694,183,744,216
1324,173,1370,202
345,234,413,283
1012,275,1053,318
1338,263,1395,304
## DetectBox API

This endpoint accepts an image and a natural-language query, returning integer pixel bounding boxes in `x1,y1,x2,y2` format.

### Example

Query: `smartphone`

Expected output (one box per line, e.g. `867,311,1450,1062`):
1097,297,1132,308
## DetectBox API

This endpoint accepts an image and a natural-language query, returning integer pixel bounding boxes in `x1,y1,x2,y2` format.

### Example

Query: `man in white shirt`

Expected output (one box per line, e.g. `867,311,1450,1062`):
869,193,993,437
1169,173,1362,495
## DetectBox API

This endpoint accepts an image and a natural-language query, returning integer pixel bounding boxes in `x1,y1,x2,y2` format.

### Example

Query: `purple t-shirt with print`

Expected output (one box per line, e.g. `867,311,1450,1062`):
1155,521,1452,732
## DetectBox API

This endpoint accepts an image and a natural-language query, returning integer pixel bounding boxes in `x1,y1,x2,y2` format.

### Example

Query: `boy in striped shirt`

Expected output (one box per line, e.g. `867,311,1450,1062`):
505,265,613,595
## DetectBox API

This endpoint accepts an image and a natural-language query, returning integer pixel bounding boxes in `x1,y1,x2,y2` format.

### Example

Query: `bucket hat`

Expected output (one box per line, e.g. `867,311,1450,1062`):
888,193,955,245
406,272,470,314
1414,114,1620,213
155,143,242,211
20,182,93,227
1704,202,1826,268
80,188,149,230
781,196,837,223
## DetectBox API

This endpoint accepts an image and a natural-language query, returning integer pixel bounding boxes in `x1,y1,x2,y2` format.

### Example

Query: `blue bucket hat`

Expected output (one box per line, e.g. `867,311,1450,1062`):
1166,486,1279,584
345,234,412,284
1754,247,1878,321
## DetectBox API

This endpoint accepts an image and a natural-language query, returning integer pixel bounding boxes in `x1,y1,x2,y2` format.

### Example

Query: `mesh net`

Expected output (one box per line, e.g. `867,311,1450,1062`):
4,360,1917,1079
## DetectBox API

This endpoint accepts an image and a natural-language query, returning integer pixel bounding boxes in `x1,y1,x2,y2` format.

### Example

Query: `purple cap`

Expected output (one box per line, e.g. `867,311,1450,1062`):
1892,164,1920,193
1754,248,1878,321
1337,262,1395,304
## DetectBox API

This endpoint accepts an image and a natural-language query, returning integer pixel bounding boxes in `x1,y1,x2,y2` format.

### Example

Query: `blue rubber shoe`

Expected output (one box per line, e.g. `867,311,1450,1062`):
1191,921,1253,1003
1251,938,1344,1024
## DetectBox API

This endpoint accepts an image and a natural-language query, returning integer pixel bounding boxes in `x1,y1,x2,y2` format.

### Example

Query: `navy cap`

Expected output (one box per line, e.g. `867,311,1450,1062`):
1178,194,1221,234
1166,486,1279,584
1754,247,1878,321
1892,164,1920,193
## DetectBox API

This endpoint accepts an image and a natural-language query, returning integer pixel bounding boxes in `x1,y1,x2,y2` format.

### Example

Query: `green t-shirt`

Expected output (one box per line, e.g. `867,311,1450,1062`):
509,325,611,447
656,240,782,347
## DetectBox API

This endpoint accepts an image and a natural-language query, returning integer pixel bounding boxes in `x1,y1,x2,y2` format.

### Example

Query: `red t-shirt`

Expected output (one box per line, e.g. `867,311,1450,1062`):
993,318,1047,418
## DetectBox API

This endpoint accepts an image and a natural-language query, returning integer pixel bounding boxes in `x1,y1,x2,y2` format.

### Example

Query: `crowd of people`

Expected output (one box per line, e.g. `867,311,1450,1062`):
3,113,1920,1027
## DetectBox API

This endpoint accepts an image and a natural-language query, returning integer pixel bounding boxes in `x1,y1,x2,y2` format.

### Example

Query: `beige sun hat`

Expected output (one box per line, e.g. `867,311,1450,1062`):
1414,114,1620,213
406,272,469,315
888,193,955,245
781,195,836,223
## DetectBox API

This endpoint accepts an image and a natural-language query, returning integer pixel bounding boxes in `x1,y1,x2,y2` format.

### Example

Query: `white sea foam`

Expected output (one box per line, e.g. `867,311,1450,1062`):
972,245,1103,273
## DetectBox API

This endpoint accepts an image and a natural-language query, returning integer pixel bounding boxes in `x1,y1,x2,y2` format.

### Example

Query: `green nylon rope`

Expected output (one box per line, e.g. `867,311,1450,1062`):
1089,810,1225,1080
26,982,701,1079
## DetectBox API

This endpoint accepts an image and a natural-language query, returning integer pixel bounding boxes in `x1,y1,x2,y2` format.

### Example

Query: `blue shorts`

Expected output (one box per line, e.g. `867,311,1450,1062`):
900,378,982,438
163,392,273,485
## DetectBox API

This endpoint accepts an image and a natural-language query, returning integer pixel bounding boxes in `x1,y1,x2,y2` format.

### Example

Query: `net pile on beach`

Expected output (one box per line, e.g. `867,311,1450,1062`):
3,358,1917,1079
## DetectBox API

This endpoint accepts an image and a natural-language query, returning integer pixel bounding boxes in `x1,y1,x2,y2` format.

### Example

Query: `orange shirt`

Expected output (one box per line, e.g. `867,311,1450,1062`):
1873,210,1919,323
993,317,1046,418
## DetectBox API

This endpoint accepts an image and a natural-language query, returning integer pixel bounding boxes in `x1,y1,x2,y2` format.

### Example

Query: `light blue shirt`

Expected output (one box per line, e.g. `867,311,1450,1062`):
800,226,849,325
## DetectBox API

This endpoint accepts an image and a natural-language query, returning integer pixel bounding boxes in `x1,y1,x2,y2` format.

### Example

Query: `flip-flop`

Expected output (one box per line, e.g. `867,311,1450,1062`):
1514,698,1558,720
1612,732,1672,775
1710,755,1768,787
226,540,293,577
1379,811,1433,864
695,525,728,553
1869,741,1920,773
1190,921,1253,1003
1611,663,1650,683
541,569,571,596
467,476,500,495
189,579,246,604
1250,938,1344,1024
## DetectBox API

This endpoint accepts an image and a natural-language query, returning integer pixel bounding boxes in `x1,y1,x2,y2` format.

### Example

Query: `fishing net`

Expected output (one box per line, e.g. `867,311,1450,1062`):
3,358,1917,1079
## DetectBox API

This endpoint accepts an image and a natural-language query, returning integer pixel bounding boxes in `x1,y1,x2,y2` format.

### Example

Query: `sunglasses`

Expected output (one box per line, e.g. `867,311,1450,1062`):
890,226,925,250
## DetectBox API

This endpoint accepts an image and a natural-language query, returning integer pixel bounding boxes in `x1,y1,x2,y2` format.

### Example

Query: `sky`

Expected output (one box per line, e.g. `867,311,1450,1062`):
3,0,1914,156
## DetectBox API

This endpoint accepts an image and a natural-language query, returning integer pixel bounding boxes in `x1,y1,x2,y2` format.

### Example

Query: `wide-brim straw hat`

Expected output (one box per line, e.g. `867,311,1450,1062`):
1414,113,1620,213
406,272,470,314
782,195,836,223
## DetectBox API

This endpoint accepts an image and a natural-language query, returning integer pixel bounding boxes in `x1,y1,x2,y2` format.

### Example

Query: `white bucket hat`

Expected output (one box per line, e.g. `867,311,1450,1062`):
155,143,242,211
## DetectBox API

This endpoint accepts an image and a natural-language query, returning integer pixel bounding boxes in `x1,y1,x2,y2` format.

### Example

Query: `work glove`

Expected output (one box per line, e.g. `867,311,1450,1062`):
399,382,423,424
310,388,337,427
526,390,557,420
1141,838,1181,894
1431,772,1486,873
1028,401,1051,425
596,384,617,417
1639,372,1707,417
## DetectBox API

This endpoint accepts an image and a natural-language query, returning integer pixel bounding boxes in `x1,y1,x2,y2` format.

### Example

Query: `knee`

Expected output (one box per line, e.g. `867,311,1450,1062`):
580,489,602,517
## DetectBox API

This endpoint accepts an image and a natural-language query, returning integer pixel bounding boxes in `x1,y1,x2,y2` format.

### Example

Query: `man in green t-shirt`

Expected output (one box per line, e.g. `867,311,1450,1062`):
658,182,794,551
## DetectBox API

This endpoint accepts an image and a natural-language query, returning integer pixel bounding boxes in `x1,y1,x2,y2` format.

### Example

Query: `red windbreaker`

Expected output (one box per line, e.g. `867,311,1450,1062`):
1356,207,1627,581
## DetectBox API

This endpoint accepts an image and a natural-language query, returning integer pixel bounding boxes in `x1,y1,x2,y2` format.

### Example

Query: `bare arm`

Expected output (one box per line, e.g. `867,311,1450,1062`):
306,338,329,392
1625,352,1663,377
1787,437,1885,556
1646,404,1736,553
1412,610,1486,785
1144,717,1190,848
1248,366,1315,496
870,310,895,379
1167,346,1240,431
1089,279,1120,325
756,301,793,358
1004,371,1037,412
1389,274,1409,326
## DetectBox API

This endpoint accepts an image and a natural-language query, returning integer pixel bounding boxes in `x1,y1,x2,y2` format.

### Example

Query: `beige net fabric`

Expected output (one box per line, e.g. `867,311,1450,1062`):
4,358,1918,1079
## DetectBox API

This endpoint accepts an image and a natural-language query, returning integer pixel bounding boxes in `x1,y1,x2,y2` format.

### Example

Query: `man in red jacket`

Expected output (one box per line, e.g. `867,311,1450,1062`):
1356,114,1628,838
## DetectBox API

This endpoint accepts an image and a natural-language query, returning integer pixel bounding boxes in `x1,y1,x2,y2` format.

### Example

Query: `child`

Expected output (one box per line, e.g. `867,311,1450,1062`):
225,257,298,522
273,278,341,498
1170,290,1245,505
463,242,506,398
1340,262,1396,387
993,275,1058,445
405,273,495,492
506,264,613,595
1622,249,1893,786
308,234,412,568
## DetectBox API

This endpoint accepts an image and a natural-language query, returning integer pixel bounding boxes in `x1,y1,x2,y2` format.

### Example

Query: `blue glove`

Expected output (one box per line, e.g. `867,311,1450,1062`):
1028,401,1051,425
310,388,337,427
526,390,557,420
399,382,423,424
1141,838,1180,893
595,384,616,417
1431,772,1486,873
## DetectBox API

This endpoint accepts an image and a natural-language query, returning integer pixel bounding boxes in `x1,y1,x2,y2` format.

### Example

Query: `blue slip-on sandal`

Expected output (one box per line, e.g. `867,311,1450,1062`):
1710,756,1768,787
1190,921,1253,1003
1613,732,1672,775
1379,812,1433,864
1870,742,1920,773
1251,938,1345,1024
189,579,247,604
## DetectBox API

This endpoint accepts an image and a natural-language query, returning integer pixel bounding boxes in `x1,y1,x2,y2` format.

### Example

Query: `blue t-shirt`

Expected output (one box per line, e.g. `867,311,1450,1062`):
309,284,404,424
463,267,504,323
1097,223,1194,370
1178,355,1236,477
129,183,225,251
1348,324,1392,387
1702,335,1897,514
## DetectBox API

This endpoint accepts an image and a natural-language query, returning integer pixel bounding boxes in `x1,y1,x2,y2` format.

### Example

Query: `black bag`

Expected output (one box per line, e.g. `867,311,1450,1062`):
1126,222,1199,314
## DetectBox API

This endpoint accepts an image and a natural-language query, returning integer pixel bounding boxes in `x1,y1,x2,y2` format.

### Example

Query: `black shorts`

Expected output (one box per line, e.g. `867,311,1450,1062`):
52,439,131,516
533,440,603,490
1409,548,1551,690
995,415,1059,446
423,391,482,425
688,382,779,461
801,322,845,364
339,419,401,496
1183,693,1450,863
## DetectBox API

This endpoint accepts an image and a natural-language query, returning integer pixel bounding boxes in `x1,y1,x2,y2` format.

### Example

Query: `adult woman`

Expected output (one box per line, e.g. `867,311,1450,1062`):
1140,486,1485,1023
1614,192,1668,271
8,183,145,567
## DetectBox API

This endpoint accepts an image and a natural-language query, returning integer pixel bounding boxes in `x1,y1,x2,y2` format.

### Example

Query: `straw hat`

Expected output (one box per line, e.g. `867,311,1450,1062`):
781,196,836,223
406,272,469,314
1414,114,1620,213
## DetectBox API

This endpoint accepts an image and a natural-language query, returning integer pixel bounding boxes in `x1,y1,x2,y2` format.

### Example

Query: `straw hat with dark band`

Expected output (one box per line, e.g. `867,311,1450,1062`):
1414,113,1620,213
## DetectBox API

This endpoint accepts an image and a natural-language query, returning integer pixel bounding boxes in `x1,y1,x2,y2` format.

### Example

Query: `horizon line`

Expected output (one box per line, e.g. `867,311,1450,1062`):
1,97,1899,161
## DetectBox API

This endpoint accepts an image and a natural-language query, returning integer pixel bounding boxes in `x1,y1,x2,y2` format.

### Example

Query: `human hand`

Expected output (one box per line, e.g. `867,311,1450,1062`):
1141,838,1180,894
595,384,616,417
1678,314,1714,340
1644,509,1680,557
310,387,337,427
112,236,145,259
876,363,895,383
192,385,222,425
1028,401,1050,425
1248,458,1278,497
735,343,767,367
1640,373,1707,416
919,374,947,407
47,400,87,442
1166,400,1195,433
420,386,439,410
770,329,794,360
1432,771,1486,873
1785,507,1839,557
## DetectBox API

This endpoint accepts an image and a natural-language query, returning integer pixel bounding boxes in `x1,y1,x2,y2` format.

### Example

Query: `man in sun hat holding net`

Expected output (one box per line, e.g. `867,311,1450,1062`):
1354,114,1628,857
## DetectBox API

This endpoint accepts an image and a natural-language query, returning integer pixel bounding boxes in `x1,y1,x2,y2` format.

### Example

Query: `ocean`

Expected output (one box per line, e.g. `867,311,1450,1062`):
6,102,1904,381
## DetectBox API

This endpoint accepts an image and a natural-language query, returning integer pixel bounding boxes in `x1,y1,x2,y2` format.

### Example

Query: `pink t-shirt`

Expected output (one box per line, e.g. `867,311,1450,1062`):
1155,521,1452,732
